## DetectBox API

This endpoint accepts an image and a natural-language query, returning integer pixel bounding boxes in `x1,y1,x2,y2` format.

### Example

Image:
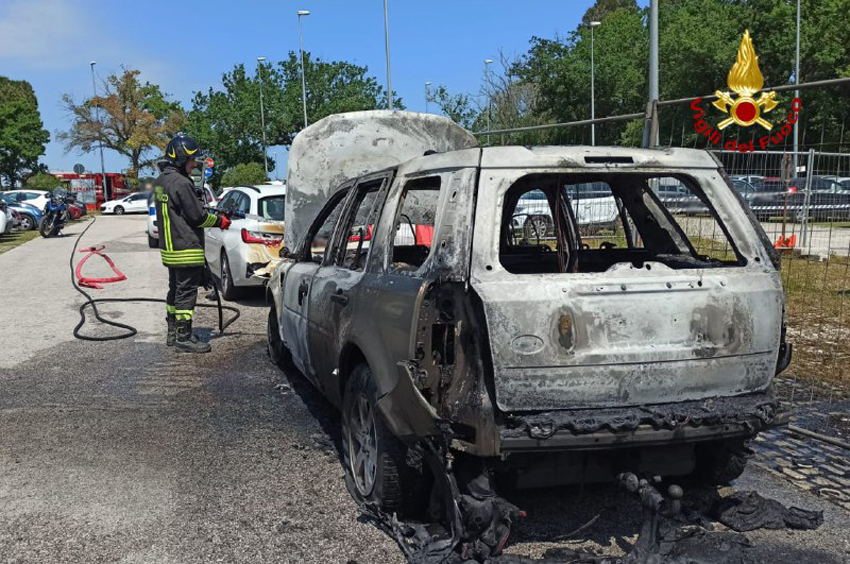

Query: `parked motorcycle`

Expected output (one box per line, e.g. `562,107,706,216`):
39,188,73,238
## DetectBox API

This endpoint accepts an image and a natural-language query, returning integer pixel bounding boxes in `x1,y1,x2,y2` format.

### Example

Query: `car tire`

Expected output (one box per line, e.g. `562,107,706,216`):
114,206,124,215
266,306,294,370
147,234,158,248
19,215,34,230
343,364,416,517
524,215,550,240
220,250,239,301
693,438,751,485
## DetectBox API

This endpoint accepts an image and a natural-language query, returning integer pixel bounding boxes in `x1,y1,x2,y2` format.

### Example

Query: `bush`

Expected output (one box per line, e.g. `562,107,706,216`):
25,172,64,191
220,162,267,188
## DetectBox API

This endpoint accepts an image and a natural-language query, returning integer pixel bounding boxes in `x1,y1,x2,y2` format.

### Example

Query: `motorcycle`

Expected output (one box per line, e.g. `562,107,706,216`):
40,188,73,238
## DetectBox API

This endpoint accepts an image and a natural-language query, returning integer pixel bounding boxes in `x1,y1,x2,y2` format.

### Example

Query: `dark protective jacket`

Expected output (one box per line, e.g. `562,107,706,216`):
153,164,222,268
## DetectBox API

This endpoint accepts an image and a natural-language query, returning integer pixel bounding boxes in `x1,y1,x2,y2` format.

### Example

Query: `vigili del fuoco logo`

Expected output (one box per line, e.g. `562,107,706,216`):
690,30,802,153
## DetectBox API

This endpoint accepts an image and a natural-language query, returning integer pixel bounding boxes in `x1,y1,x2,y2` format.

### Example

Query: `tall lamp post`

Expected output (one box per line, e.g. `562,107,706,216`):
425,81,432,113
257,56,269,175
590,21,601,146
383,0,393,110
297,10,310,129
793,0,800,174
89,61,108,200
484,59,493,144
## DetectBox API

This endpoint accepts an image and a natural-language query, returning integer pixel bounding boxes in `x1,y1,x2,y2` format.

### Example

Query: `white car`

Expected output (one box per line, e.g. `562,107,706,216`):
147,185,216,248
5,189,50,211
0,204,12,234
205,183,286,299
100,192,150,215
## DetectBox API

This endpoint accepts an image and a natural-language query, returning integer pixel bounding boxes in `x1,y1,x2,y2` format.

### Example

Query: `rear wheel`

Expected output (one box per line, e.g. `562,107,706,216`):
693,438,751,485
147,234,158,248
342,365,409,516
19,215,34,230
114,206,124,215
220,250,239,300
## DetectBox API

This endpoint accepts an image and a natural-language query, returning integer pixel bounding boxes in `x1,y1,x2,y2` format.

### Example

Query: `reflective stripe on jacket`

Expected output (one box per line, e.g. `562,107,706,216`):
153,165,221,268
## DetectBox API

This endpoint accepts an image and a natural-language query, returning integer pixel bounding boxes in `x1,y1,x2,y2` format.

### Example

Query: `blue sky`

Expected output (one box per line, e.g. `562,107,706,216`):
0,0,615,178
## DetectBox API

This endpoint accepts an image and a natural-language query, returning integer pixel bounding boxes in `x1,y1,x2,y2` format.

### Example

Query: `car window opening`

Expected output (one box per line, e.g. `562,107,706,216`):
499,173,745,274
259,195,285,221
336,179,385,272
390,176,442,274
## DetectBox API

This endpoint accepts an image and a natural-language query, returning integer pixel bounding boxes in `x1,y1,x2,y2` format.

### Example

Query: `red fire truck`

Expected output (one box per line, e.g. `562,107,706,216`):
50,172,131,210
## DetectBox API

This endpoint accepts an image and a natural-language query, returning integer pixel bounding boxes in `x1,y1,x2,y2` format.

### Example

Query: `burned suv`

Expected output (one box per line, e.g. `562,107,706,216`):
268,111,789,531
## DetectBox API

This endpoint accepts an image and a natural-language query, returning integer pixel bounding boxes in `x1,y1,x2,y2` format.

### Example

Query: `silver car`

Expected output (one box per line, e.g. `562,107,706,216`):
267,111,790,552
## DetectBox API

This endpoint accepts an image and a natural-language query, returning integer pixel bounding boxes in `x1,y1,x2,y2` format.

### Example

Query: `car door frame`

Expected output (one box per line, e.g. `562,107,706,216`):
305,172,393,397
280,183,354,384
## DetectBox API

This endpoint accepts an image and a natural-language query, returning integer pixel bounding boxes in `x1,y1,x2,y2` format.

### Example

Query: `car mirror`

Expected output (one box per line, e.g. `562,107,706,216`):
279,246,292,259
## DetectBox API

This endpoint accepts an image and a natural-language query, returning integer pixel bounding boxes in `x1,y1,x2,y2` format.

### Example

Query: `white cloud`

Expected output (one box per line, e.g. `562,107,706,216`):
0,0,111,69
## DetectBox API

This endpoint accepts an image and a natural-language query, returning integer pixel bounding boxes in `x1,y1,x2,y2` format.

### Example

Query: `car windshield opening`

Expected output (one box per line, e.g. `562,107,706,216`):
499,173,745,274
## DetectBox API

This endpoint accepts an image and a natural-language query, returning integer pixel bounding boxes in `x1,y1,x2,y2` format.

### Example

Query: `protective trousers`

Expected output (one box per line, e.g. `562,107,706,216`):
166,266,204,320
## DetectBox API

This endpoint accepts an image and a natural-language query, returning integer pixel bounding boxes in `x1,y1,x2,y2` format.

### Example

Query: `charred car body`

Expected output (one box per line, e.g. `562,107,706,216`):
268,111,790,532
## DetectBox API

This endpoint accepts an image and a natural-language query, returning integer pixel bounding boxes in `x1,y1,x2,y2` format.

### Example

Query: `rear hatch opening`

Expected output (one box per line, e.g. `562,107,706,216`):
472,170,783,412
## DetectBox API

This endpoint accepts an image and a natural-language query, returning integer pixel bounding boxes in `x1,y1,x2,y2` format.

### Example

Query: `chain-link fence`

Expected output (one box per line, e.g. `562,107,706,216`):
711,150,850,439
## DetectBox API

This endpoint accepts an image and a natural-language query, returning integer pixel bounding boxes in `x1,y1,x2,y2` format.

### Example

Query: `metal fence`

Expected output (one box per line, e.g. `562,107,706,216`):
712,150,850,437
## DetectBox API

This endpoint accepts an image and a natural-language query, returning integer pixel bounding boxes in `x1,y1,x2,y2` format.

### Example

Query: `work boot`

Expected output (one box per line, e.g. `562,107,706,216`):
174,319,211,354
166,313,177,347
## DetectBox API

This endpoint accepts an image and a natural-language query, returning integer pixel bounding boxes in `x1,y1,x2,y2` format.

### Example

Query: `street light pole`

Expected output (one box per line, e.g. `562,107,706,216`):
257,56,269,175
484,59,493,144
590,21,601,146
425,82,432,113
793,0,800,174
383,0,393,110
297,10,310,129
89,61,108,200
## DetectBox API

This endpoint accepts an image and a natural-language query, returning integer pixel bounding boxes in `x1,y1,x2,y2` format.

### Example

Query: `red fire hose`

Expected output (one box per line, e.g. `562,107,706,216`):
75,245,127,289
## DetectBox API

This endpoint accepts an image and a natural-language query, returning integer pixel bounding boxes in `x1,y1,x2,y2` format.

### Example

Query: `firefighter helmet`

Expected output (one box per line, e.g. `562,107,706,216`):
164,133,202,167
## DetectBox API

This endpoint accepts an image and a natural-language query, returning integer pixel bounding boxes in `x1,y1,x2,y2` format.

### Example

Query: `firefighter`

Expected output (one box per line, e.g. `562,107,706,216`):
153,133,231,353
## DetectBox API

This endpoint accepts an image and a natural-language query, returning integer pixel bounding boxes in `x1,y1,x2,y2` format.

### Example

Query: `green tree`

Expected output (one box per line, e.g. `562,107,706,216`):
430,85,479,130
0,77,50,188
219,162,268,187
185,52,401,178
24,172,63,191
59,69,184,179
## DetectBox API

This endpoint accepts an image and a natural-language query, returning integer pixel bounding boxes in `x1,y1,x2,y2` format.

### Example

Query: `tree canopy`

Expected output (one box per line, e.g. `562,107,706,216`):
436,0,850,150
59,69,184,178
25,172,63,191
219,162,268,188
0,77,50,188
185,52,400,178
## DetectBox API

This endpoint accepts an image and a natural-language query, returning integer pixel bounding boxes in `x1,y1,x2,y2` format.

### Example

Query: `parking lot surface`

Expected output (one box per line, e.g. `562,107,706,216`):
0,215,848,563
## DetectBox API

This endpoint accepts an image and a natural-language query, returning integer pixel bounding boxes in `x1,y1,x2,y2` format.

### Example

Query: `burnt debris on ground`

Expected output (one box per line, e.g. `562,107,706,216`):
351,448,824,564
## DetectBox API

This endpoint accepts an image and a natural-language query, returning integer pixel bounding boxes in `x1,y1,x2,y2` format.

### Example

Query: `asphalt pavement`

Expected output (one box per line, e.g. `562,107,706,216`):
0,215,848,563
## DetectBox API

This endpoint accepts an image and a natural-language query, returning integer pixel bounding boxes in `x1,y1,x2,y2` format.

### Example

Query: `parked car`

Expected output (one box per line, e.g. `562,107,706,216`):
0,193,41,230
100,192,150,215
205,183,286,299
267,112,790,543
4,189,50,210
654,179,708,214
786,176,850,220
0,202,14,234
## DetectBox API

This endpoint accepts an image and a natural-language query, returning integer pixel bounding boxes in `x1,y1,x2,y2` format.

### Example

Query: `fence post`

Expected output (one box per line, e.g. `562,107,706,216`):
799,148,815,250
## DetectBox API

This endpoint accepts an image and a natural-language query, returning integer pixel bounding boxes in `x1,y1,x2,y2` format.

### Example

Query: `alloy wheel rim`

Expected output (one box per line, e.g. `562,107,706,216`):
348,393,378,496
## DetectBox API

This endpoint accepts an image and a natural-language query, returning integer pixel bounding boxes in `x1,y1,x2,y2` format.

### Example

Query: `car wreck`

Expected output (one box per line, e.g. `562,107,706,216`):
267,110,792,559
